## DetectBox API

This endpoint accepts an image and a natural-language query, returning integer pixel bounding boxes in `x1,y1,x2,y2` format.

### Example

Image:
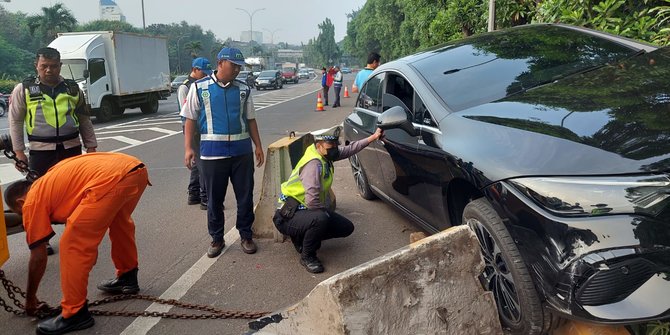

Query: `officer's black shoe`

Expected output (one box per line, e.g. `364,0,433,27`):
291,238,303,254
200,202,208,210
187,192,200,205
300,256,324,273
97,268,139,294
37,303,94,335
46,243,55,256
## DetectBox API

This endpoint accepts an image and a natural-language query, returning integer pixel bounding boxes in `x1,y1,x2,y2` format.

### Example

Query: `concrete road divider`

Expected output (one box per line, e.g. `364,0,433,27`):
253,132,315,241
248,225,503,335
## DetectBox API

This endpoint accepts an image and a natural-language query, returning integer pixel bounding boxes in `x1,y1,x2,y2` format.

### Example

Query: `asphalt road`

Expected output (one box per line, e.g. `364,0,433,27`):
0,74,417,334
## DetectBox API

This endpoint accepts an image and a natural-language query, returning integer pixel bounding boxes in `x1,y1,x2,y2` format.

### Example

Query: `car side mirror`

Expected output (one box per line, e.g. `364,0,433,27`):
83,69,90,79
377,106,417,136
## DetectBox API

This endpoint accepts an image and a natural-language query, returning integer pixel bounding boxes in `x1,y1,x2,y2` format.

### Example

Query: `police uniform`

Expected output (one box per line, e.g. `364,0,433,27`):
8,75,97,176
272,126,373,273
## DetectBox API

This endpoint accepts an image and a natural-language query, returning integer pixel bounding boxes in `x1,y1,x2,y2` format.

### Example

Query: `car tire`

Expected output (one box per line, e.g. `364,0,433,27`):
463,198,555,335
0,104,6,117
349,154,376,200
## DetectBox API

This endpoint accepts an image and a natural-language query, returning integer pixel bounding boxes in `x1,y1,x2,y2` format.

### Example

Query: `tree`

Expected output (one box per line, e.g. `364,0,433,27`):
77,20,141,33
183,41,202,58
314,18,340,66
27,3,77,46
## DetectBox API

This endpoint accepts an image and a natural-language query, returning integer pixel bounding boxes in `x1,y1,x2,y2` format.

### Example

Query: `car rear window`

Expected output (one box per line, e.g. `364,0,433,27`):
412,25,641,112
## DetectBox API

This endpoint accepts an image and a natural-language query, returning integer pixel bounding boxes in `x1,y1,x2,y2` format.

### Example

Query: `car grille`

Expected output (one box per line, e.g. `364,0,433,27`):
576,258,656,306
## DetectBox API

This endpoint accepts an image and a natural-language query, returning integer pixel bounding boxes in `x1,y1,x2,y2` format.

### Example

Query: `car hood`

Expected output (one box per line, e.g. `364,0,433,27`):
256,75,275,80
449,46,670,181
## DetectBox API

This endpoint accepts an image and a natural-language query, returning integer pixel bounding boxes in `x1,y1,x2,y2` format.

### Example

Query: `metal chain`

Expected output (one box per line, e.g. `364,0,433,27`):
0,270,269,320
1,134,39,182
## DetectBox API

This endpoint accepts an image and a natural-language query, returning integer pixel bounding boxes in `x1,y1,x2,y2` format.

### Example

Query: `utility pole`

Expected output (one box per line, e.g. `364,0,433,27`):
141,0,146,31
236,7,266,55
488,0,496,32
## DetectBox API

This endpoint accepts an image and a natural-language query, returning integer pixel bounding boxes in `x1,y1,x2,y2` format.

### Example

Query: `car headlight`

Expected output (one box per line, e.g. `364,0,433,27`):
509,175,670,217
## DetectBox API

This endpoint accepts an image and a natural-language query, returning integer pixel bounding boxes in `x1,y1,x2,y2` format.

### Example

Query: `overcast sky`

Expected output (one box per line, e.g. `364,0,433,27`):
3,0,367,44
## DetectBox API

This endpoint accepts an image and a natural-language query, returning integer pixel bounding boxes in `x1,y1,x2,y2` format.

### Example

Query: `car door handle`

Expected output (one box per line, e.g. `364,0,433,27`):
352,128,358,134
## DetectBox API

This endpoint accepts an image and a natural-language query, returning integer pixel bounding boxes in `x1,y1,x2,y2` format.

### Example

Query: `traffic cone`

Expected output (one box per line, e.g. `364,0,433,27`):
344,86,350,98
315,92,325,112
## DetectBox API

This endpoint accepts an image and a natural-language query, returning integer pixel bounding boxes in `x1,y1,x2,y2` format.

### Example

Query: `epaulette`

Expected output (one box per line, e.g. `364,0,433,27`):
22,75,42,100
63,79,79,96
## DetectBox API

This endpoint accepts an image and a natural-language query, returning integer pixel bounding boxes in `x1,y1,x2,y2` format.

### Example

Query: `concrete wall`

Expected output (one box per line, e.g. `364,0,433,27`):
250,225,503,335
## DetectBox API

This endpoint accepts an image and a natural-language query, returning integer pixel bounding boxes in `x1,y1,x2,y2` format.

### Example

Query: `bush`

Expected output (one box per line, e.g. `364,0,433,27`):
0,78,18,93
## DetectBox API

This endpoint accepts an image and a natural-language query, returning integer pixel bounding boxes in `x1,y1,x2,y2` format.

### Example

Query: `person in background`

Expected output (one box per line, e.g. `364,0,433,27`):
352,52,381,93
8,46,98,256
272,126,383,273
3,153,149,335
181,47,265,258
321,67,330,106
332,66,343,108
178,57,212,210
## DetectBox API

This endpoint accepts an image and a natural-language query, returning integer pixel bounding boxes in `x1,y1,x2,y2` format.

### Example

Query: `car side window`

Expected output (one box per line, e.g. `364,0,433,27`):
384,74,414,116
357,73,384,113
413,92,437,127
88,58,106,84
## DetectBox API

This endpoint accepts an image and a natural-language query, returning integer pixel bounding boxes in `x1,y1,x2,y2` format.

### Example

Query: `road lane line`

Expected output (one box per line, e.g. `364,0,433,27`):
256,89,320,111
120,230,240,335
98,136,143,146
0,163,23,185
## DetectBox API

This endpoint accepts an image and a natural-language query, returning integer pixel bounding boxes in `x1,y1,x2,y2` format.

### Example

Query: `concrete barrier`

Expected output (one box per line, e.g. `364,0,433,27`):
252,132,314,241
248,225,503,335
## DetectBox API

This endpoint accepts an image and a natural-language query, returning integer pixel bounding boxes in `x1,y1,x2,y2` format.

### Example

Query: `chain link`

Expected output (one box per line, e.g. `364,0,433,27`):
1,134,40,182
0,270,269,320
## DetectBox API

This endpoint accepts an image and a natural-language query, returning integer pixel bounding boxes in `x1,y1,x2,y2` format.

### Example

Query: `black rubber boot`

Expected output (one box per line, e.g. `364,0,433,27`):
96,268,139,294
37,302,94,335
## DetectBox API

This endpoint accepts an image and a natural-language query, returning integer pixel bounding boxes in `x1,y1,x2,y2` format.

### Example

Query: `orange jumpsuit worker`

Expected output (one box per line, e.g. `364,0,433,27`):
3,152,150,335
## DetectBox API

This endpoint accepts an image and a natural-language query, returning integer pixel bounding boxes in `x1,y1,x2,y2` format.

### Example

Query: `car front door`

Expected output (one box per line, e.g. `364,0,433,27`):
376,72,451,230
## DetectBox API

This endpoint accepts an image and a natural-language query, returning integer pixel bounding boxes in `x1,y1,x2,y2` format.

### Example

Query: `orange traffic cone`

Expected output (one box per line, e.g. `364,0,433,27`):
344,86,350,98
315,92,325,112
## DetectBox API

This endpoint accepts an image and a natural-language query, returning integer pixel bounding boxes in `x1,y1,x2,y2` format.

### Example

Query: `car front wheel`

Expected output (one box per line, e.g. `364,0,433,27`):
349,154,376,200
463,198,556,335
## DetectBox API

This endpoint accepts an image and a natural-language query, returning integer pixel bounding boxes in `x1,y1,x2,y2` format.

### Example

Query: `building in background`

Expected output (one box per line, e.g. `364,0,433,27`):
100,0,126,22
240,31,263,44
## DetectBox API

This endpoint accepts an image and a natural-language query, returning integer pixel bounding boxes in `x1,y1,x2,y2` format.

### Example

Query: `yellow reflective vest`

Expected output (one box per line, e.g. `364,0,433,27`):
280,144,334,207
23,79,80,143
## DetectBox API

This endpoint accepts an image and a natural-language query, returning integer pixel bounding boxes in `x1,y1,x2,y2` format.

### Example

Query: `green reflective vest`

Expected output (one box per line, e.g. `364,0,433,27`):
23,80,80,142
280,144,334,207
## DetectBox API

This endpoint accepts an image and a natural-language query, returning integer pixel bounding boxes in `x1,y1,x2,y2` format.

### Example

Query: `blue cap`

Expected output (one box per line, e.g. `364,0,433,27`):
217,47,246,66
191,57,212,75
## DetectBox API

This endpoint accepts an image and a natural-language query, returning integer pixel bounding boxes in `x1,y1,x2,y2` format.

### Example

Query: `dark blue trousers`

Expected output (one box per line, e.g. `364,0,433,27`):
200,153,255,241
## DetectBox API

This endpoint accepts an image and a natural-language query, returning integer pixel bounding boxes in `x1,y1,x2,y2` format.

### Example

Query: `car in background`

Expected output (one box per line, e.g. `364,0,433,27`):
298,69,310,79
341,67,352,74
236,70,255,88
255,70,283,90
281,67,299,84
0,92,8,117
344,23,668,335
170,75,189,92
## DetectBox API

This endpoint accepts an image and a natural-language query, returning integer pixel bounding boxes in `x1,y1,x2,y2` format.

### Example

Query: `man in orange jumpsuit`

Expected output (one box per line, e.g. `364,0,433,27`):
3,152,150,335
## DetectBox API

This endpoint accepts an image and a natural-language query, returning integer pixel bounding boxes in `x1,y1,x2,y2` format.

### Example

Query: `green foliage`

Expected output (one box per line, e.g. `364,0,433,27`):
313,18,340,66
629,320,670,335
27,3,77,46
76,20,141,33
0,78,19,94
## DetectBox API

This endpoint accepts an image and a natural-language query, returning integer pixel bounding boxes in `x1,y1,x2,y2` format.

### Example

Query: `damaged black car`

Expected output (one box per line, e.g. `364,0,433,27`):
343,23,670,334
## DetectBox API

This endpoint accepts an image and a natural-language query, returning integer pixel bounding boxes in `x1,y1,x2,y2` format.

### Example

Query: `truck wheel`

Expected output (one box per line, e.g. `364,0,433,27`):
141,97,159,114
97,99,114,122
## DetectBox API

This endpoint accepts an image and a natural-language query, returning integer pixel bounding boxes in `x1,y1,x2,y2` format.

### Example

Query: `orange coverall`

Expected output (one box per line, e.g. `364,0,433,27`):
22,152,149,318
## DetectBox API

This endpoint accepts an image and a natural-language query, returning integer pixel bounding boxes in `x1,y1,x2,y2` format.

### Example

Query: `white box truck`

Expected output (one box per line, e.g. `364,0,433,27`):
49,31,171,122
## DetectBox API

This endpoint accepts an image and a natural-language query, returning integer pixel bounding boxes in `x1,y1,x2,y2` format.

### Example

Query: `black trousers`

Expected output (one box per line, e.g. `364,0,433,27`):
322,85,330,105
201,154,255,241
29,144,81,177
273,208,354,258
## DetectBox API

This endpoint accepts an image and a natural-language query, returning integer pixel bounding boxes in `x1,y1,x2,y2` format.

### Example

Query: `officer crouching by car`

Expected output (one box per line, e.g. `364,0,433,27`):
272,125,383,273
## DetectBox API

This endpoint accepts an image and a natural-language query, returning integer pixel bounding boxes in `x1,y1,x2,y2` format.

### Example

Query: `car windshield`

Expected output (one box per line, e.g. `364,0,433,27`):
60,59,87,82
259,71,276,76
412,25,641,112
237,71,250,77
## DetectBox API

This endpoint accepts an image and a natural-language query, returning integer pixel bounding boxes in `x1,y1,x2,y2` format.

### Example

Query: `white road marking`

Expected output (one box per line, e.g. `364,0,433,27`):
98,136,143,146
120,230,240,335
96,127,178,136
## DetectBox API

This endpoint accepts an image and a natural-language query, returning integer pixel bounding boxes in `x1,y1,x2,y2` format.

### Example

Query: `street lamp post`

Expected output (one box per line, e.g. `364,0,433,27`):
141,0,146,31
177,35,189,73
263,28,281,45
236,7,266,55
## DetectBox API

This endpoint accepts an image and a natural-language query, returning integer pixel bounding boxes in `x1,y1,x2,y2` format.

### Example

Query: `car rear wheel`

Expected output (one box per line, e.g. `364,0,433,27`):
463,198,554,335
349,154,376,200
0,104,6,117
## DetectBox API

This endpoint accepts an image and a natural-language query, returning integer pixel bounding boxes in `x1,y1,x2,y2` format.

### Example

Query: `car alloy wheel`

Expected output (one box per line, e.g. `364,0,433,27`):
349,154,376,200
463,198,552,335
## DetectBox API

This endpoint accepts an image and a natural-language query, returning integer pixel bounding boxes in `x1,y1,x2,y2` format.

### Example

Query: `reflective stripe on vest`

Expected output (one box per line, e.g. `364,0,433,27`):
279,144,333,207
24,86,80,141
195,76,252,157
